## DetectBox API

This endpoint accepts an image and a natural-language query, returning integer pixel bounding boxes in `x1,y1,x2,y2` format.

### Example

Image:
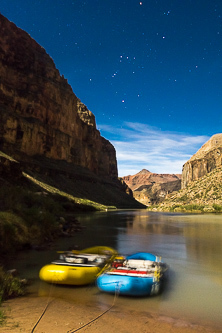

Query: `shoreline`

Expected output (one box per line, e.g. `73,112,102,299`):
1,295,221,333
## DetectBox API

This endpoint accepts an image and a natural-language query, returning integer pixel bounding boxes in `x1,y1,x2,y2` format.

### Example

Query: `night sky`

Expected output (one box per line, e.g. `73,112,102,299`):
1,1,221,176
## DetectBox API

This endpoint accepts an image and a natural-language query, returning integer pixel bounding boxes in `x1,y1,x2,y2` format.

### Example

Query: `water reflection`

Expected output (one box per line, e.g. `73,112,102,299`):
74,210,222,327
10,210,222,329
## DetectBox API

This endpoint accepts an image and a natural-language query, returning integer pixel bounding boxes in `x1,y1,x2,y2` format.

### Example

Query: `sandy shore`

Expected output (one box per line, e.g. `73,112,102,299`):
1,295,221,333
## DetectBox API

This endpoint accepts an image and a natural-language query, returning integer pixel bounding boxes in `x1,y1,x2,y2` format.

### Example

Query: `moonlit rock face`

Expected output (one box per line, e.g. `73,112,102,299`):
190,134,222,161
0,14,118,178
182,134,222,189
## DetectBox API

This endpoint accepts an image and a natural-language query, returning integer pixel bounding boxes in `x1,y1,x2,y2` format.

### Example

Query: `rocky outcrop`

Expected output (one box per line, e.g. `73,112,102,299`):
122,169,181,205
0,14,117,178
182,134,222,189
133,180,181,206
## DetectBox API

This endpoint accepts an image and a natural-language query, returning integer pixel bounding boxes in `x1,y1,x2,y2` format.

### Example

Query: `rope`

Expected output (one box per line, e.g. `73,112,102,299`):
31,251,118,333
66,288,119,333
30,280,55,333
30,298,54,333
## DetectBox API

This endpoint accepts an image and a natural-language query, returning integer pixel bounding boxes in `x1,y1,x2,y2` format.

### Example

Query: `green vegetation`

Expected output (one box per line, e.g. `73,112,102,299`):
23,172,111,212
0,267,26,304
169,204,204,213
0,183,65,253
0,178,111,253
212,204,222,212
0,166,115,255
0,309,6,326
0,266,26,325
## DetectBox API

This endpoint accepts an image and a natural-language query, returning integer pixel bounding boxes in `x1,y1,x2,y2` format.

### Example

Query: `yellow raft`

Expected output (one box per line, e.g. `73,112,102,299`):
39,246,117,286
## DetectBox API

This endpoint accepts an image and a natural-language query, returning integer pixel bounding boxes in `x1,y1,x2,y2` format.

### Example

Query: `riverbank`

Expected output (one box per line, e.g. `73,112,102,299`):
1,295,221,333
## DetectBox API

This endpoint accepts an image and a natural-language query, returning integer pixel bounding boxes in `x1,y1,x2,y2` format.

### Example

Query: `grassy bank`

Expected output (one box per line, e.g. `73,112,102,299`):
0,178,110,256
147,203,222,213
0,150,120,255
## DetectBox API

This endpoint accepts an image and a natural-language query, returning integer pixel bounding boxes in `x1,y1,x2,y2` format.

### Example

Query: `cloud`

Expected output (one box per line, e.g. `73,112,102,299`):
98,122,209,176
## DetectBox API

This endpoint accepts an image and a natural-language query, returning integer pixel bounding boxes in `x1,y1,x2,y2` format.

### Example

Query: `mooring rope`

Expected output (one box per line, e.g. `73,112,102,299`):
30,254,119,333
30,280,55,333
66,288,120,333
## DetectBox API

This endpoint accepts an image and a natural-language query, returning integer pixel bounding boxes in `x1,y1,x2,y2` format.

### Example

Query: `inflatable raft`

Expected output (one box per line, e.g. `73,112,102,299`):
39,246,117,286
97,252,168,296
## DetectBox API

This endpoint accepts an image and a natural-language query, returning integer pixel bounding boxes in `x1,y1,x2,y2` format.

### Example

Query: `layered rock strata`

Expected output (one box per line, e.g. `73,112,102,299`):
0,14,117,178
182,134,222,188
122,169,181,205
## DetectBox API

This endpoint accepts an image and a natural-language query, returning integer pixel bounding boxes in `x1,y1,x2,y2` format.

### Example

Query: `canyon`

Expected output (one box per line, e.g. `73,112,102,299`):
1,14,222,210
0,13,143,209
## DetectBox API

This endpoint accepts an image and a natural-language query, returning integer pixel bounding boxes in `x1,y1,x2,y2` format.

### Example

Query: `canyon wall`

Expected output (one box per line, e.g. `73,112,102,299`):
0,14,117,178
182,134,222,188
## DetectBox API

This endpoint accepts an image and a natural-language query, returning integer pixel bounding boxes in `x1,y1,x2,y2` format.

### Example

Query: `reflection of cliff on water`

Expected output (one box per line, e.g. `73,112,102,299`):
175,214,222,285
116,212,222,286
122,212,183,236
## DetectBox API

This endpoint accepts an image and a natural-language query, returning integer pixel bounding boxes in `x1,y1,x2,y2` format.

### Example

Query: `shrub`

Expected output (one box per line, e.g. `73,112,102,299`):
0,267,26,304
178,195,188,202
21,208,59,243
0,309,6,326
183,204,204,212
169,205,181,212
212,204,222,212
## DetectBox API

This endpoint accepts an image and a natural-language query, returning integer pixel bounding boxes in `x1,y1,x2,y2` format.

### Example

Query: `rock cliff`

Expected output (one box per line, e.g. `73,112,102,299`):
182,134,222,189
122,169,181,205
0,14,117,178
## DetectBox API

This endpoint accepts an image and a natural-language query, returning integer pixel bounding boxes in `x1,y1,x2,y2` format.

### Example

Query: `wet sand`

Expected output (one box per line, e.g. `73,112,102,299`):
1,295,221,333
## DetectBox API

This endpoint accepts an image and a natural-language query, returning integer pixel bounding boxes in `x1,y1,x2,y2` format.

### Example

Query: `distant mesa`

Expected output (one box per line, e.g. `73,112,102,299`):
122,169,181,206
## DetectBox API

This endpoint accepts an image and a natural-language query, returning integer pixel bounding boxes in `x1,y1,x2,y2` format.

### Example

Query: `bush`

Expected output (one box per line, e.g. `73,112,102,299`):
212,204,222,212
0,267,26,304
0,309,6,326
0,183,66,250
183,204,204,212
20,208,59,243
178,194,188,202
169,205,180,212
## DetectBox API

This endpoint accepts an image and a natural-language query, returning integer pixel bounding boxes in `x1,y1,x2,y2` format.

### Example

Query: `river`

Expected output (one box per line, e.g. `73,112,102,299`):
9,210,222,329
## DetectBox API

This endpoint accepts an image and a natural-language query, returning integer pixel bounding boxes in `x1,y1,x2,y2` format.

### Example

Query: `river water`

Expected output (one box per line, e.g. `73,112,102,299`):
10,210,222,329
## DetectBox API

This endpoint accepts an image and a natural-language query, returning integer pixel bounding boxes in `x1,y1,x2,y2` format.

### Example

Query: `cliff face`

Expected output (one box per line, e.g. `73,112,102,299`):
122,169,181,205
0,14,117,178
182,134,222,189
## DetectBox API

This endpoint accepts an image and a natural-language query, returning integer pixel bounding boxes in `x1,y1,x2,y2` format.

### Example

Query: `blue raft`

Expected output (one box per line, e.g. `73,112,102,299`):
97,252,168,297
